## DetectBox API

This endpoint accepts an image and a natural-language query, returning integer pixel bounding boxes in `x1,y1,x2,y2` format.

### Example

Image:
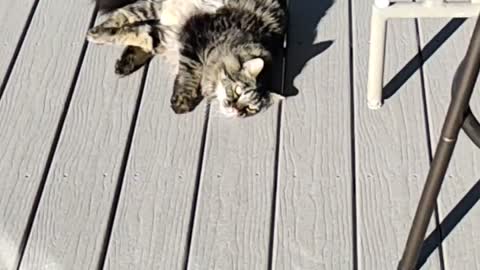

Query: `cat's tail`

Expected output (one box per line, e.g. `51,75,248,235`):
94,0,138,13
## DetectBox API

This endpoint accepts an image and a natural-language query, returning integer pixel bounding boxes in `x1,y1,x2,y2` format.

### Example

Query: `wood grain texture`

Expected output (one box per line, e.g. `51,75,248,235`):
0,0,94,269
187,112,279,270
103,58,207,270
0,0,36,83
352,1,442,269
272,0,353,269
419,18,480,269
17,43,145,269
186,79,281,269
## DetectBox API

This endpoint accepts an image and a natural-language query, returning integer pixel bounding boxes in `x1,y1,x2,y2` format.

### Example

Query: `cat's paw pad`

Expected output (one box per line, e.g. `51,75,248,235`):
170,95,200,114
115,57,136,76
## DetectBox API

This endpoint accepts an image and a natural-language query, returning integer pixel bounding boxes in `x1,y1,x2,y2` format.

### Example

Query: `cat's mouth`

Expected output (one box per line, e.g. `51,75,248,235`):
221,107,256,118
222,107,240,118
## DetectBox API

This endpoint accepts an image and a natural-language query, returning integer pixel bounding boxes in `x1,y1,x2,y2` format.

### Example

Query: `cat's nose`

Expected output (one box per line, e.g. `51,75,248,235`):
225,107,240,117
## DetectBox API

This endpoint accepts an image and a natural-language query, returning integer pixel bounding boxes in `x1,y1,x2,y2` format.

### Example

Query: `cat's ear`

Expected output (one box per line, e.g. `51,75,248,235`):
242,58,264,78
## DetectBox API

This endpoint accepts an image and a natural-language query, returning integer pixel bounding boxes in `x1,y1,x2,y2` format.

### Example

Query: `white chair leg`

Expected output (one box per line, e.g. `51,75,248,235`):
425,0,444,5
375,0,390,8
367,6,387,110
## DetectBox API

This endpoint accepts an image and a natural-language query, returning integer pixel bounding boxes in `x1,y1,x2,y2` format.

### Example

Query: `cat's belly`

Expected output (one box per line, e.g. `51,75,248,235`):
157,0,228,63
160,0,227,26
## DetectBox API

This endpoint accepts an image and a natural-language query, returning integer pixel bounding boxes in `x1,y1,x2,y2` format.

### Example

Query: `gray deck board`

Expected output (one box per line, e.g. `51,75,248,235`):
1,0,479,269
273,0,353,269
0,0,36,87
419,18,480,269
17,44,144,270
352,1,442,269
103,59,206,270
184,11,286,269
186,94,280,269
0,0,94,269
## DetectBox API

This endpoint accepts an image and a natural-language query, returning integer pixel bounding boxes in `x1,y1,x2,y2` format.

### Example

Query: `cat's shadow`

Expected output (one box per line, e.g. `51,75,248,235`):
281,0,335,97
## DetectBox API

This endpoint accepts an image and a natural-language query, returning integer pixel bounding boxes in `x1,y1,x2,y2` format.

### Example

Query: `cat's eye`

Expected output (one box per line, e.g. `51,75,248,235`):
235,86,243,95
246,105,257,113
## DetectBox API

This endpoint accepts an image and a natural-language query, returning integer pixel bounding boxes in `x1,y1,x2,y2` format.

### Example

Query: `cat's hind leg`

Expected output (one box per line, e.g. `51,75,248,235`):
86,0,165,50
87,20,169,54
91,0,162,28
87,23,156,52
115,45,154,76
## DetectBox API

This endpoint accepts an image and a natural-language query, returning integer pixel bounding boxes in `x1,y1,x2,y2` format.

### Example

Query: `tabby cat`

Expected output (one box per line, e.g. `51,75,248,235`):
87,0,286,117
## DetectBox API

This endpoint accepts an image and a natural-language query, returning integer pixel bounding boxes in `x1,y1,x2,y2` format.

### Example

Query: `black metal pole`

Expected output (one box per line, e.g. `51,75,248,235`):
452,60,480,148
397,14,480,270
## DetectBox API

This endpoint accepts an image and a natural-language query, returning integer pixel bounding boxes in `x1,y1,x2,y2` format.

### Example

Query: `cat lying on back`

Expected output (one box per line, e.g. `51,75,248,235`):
86,0,286,117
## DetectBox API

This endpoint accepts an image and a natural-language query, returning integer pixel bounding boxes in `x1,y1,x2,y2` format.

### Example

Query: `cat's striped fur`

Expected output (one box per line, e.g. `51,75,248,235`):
87,0,285,117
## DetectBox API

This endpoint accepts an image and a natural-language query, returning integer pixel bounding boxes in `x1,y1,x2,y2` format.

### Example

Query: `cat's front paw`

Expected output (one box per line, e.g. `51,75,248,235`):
170,94,202,114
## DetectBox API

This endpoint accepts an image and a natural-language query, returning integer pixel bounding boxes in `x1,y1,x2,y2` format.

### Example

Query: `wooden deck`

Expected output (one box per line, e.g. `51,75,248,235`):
1,0,479,269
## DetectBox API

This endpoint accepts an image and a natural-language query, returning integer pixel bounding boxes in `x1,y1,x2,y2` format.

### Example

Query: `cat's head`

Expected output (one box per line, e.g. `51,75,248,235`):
215,58,284,118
